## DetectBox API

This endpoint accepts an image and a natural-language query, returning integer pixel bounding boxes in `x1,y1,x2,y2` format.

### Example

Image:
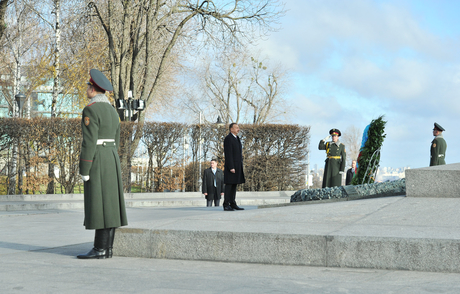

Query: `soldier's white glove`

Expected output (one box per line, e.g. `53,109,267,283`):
81,175,90,182
323,135,331,141
339,171,344,175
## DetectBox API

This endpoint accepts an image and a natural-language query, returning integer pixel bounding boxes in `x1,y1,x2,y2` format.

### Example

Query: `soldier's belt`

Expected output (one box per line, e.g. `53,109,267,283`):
97,139,115,145
327,156,341,159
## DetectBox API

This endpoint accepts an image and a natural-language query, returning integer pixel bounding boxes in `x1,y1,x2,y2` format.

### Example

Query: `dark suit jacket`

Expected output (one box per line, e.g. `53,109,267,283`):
345,168,355,185
224,133,245,184
202,167,224,200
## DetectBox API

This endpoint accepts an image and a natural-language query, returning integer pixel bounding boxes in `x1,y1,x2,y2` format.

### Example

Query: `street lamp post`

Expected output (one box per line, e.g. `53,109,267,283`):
127,90,133,122
183,136,189,192
215,116,224,127
115,90,145,121
115,90,145,192
215,116,225,163
198,112,202,192
195,114,225,192
15,93,26,118
306,139,310,188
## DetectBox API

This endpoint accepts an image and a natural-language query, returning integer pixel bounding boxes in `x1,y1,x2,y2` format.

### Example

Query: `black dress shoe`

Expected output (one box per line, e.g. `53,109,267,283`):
77,247,107,259
231,205,244,210
223,205,234,211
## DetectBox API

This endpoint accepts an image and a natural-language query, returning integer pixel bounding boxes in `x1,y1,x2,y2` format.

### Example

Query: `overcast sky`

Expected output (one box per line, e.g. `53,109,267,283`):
252,0,460,170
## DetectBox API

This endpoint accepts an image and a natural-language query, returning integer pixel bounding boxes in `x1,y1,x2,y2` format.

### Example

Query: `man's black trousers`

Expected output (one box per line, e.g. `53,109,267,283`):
224,184,237,207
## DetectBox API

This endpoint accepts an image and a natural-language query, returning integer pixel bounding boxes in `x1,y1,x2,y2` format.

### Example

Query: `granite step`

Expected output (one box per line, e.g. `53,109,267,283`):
0,191,293,211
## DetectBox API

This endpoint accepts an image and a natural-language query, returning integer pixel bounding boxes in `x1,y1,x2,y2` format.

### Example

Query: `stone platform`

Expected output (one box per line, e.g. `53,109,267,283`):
4,206,460,293
115,196,460,273
0,191,292,211
112,163,460,273
406,162,460,197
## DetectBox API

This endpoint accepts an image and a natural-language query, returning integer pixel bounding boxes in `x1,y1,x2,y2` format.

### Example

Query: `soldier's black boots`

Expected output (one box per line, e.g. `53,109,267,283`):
107,228,116,258
77,247,107,259
77,228,112,259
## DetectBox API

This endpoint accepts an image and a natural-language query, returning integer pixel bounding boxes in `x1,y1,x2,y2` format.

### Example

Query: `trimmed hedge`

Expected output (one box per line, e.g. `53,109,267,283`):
0,118,310,194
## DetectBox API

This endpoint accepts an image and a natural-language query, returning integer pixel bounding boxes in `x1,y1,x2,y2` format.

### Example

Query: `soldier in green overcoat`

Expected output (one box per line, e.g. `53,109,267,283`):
318,129,346,188
430,122,447,166
77,69,128,259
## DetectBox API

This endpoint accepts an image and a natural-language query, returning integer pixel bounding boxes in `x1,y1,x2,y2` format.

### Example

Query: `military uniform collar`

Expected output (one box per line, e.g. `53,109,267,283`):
435,134,443,139
88,94,111,105
331,140,341,146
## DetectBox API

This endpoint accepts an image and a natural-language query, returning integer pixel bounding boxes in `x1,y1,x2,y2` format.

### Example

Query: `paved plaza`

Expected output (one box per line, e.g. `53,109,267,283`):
3,199,460,293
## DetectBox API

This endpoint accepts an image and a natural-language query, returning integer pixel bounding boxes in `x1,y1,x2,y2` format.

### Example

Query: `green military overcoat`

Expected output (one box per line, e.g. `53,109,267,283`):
319,140,346,188
430,134,447,166
79,94,128,230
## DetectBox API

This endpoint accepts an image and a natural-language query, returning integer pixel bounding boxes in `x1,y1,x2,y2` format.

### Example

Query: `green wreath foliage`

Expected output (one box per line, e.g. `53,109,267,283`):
351,115,387,185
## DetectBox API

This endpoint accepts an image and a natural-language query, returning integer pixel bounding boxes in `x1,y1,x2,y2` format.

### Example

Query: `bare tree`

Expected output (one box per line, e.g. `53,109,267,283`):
199,51,250,124
341,125,362,168
4,0,41,116
87,0,284,135
183,49,289,125
86,0,284,189
2,0,44,194
25,0,63,193
243,56,288,124
57,1,111,110
1,0,105,193
1,0,97,117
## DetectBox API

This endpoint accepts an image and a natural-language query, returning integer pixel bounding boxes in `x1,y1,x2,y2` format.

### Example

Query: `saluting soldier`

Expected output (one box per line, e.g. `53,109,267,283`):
430,122,446,166
319,129,346,188
77,69,128,259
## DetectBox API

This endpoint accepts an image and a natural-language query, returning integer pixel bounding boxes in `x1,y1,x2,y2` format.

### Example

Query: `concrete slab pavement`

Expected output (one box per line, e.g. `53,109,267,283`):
3,205,460,293
115,196,460,273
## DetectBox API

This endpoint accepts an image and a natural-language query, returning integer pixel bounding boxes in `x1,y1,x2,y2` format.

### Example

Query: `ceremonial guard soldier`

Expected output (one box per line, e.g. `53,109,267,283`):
77,69,128,259
319,129,346,188
430,122,446,166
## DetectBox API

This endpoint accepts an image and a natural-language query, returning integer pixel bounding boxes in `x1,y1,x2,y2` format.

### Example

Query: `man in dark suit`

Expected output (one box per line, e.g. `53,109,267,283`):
345,160,356,185
223,123,245,211
202,159,225,207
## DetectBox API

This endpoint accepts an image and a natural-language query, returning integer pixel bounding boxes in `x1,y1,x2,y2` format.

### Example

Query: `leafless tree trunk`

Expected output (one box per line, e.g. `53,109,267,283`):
51,0,60,118
46,0,61,193
5,1,28,194
341,125,362,168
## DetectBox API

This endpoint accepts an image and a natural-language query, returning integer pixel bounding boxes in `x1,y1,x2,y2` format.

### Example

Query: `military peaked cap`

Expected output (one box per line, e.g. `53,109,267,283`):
87,69,113,92
434,122,445,132
329,128,341,136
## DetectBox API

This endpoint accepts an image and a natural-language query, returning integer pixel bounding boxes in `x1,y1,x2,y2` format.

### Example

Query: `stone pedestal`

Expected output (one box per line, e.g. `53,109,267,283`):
406,163,460,198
